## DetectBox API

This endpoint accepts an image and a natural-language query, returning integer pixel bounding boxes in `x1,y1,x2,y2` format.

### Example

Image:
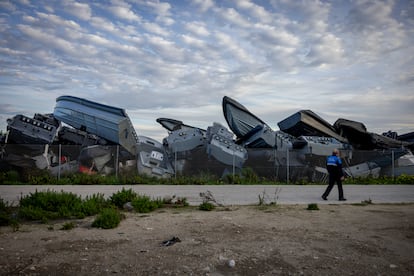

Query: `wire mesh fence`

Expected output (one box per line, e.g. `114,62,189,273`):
1,143,413,183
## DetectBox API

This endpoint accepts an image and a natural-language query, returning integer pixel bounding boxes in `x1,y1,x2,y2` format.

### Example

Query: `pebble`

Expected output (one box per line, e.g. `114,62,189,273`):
228,259,235,268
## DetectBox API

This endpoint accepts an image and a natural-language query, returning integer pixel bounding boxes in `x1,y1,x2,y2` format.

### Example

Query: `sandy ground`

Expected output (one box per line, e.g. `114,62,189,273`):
1,203,413,276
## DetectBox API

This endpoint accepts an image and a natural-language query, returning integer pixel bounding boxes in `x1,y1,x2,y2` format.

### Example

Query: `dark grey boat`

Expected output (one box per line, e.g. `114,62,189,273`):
6,113,59,145
334,118,411,150
222,96,277,148
278,110,348,143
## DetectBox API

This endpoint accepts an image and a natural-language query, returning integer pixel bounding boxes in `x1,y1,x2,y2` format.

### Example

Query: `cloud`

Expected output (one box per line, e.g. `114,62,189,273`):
306,33,344,66
0,0,413,139
344,0,407,59
236,0,273,23
107,1,141,22
217,7,251,28
185,21,210,37
62,0,92,21
193,0,215,13
145,1,174,25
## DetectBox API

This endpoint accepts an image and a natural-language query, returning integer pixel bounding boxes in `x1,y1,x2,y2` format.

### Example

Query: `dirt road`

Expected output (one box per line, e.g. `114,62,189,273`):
1,203,413,275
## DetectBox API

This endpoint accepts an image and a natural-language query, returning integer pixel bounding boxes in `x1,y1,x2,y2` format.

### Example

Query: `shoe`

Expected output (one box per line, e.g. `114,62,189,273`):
321,196,327,200
339,198,347,201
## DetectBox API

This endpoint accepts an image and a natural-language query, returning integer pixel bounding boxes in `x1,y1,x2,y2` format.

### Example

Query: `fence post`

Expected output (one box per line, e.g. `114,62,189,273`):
232,149,235,182
174,149,177,179
286,148,289,185
115,145,119,178
274,147,277,183
58,144,61,180
392,150,395,180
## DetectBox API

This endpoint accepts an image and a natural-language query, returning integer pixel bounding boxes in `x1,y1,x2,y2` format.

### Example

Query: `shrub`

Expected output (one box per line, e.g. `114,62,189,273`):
28,172,55,185
242,167,259,183
0,170,21,184
131,195,163,213
396,174,414,184
18,190,84,220
61,221,76,230
199,202,215,211
92,208,123,229
307,203,319,210
109,188,138,208
81,193,110,216
163,196,189,207
0,198,18,227
18,206,57,222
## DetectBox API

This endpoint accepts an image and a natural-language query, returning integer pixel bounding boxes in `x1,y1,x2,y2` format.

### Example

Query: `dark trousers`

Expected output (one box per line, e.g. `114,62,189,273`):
322,173,344,199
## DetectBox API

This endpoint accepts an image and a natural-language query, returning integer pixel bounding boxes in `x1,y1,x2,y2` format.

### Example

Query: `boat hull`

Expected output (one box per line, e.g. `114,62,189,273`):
54,95,138,154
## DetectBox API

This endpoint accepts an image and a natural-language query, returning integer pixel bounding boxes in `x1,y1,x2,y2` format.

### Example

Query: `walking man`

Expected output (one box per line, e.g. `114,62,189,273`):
322,148,346,201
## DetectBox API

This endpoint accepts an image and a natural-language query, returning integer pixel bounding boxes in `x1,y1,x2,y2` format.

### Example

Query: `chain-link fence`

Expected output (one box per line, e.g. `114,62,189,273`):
1,143,413,183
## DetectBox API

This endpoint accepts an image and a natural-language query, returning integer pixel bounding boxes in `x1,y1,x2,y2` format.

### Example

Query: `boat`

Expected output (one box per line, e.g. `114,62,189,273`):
53,95,138,154
293,135,347,156
334,118,411,150
156,118,206,153
157,118,248,175
6,113,60,145
3,113,60,169
136,136,174,178
222,96,276,148
1,94,412,181
205,122,248,168
278,110,348,143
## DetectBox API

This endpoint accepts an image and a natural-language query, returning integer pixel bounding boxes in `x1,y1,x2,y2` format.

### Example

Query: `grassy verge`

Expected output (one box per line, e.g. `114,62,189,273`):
1,169,413,185
0,188,189,230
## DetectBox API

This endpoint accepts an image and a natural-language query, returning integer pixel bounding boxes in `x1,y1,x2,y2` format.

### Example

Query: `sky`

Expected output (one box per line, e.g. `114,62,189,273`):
1,0,413,142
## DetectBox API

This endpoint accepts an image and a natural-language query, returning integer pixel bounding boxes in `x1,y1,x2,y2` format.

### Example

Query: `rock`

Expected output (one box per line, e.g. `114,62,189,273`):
228,259,235,268
123,202,133,211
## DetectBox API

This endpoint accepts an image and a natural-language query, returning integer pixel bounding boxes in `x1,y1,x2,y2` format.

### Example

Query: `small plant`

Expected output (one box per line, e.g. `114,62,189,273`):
362,198,373,205
163,195,189,207
353,198,374,206
131,195,163,213
1,170,22,184
0,198,19,230
109,188,138,208
174,196,189,207
199,202,215,211
61,221,76,230
258,187,281,206
199,190,222,206
92,208,123,229
307,203,319,210
241,167,259,183
81,193,110,216
18,190,85,221
198,190,217,211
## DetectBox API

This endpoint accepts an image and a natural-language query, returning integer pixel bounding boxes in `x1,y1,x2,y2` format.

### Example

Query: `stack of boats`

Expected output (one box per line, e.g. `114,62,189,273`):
1,94,413,181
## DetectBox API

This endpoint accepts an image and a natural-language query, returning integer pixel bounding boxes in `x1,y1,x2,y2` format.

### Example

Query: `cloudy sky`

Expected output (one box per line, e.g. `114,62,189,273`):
1,0,413,142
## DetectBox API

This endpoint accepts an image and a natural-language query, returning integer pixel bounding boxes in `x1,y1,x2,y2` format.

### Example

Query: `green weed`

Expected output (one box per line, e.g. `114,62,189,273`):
199,202,215,211
61,221,76,230
109,188,137,208
131,195,163,213
92,208,123,229
307,203,319,210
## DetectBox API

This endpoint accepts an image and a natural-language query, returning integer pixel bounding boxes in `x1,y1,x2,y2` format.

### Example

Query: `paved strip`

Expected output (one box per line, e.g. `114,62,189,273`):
1,185,413,206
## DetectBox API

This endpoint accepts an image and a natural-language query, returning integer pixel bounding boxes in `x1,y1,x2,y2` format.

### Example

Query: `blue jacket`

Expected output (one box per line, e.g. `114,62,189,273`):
326,155,343,176
326,155,342,166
